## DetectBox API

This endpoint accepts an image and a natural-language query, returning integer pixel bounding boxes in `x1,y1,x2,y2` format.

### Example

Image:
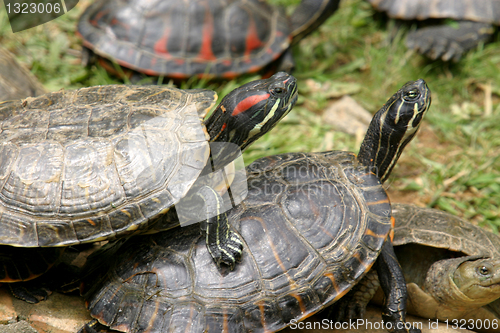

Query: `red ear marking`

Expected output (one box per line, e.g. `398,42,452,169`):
231,93,270,116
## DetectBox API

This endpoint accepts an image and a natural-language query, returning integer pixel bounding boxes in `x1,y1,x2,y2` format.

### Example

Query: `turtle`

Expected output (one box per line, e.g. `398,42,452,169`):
0,47,46,101
367,0,500,61
76,0,340,80
0,72,298,303
379,204,500,331
329,203,500,332
78,79,431,333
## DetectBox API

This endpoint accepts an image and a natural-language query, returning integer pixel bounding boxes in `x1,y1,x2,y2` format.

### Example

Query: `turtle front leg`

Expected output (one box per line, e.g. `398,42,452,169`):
406,21,494,62
328,269,380,321
196,186,244,270
376,240,420,333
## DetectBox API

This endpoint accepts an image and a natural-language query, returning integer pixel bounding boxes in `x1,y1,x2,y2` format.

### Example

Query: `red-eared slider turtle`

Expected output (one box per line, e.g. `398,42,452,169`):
0,48,46,101
77,0,340,79
331,203,500,332
78,79,431,333
0,72,298,302
367,0,500,61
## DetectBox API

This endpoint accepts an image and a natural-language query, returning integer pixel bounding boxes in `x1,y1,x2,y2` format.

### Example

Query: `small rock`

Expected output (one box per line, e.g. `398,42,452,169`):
0,320,37,333
322,95,372,136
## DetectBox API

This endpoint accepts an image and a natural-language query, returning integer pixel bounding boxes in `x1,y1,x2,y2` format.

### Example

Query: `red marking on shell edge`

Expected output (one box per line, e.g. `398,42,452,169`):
154,27,172,56
390,216,395,241
198,5,217,61
169,72,190,79
232,93,270,116
248,65,262,73
244,15,264,57
222,71,239,79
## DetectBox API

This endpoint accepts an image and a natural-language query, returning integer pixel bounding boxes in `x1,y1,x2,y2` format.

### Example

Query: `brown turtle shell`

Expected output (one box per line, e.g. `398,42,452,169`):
0,85,215,247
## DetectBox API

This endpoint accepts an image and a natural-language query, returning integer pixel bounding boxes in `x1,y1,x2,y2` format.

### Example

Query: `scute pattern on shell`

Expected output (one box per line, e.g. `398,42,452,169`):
81,151,392,332
0,85,216,247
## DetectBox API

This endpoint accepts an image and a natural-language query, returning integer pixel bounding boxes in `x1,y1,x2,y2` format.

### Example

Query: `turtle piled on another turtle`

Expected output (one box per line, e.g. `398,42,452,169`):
0,48,46,101
77,0,340,80
367,0,500,61
332,203,500,333
0,72,297,303
78,79,431,333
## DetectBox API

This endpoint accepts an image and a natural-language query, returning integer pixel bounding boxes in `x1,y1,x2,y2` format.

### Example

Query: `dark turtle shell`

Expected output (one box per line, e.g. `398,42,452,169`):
77,0,292,79
0,48,46,101
81,151,392,332
0,85,215,247
367,0,500,23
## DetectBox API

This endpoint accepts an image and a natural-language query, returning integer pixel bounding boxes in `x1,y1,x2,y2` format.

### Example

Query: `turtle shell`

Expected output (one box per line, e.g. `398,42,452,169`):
0,48,46,101
0,85,216,247
392,203,500,257
367,0,500,23
77,0,292,79
81,150,392,332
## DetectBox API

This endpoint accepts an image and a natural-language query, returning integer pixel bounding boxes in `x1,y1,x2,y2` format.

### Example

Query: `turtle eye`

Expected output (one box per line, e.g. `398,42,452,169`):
404,89,420,101
271,87,285,95
478,265,490,276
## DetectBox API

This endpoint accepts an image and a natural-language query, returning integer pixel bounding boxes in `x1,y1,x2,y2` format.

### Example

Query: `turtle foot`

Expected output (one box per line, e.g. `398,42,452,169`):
8,283,51,304
329,270,379,321
406,21,493,62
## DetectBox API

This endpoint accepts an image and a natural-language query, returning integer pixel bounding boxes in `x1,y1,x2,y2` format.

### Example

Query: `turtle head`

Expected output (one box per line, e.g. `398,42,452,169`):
357,79,431,183
453,257,500,304
425,256,500,309
204,72,297,169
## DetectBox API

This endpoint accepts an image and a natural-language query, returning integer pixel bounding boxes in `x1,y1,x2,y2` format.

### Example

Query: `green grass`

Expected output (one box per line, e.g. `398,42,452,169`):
1,0,499,230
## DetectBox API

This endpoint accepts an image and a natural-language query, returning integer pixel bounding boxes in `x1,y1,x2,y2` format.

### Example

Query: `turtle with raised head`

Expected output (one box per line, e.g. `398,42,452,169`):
77,0,340,79
0,72,297,303
78,79,431,333
332,203,500,333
